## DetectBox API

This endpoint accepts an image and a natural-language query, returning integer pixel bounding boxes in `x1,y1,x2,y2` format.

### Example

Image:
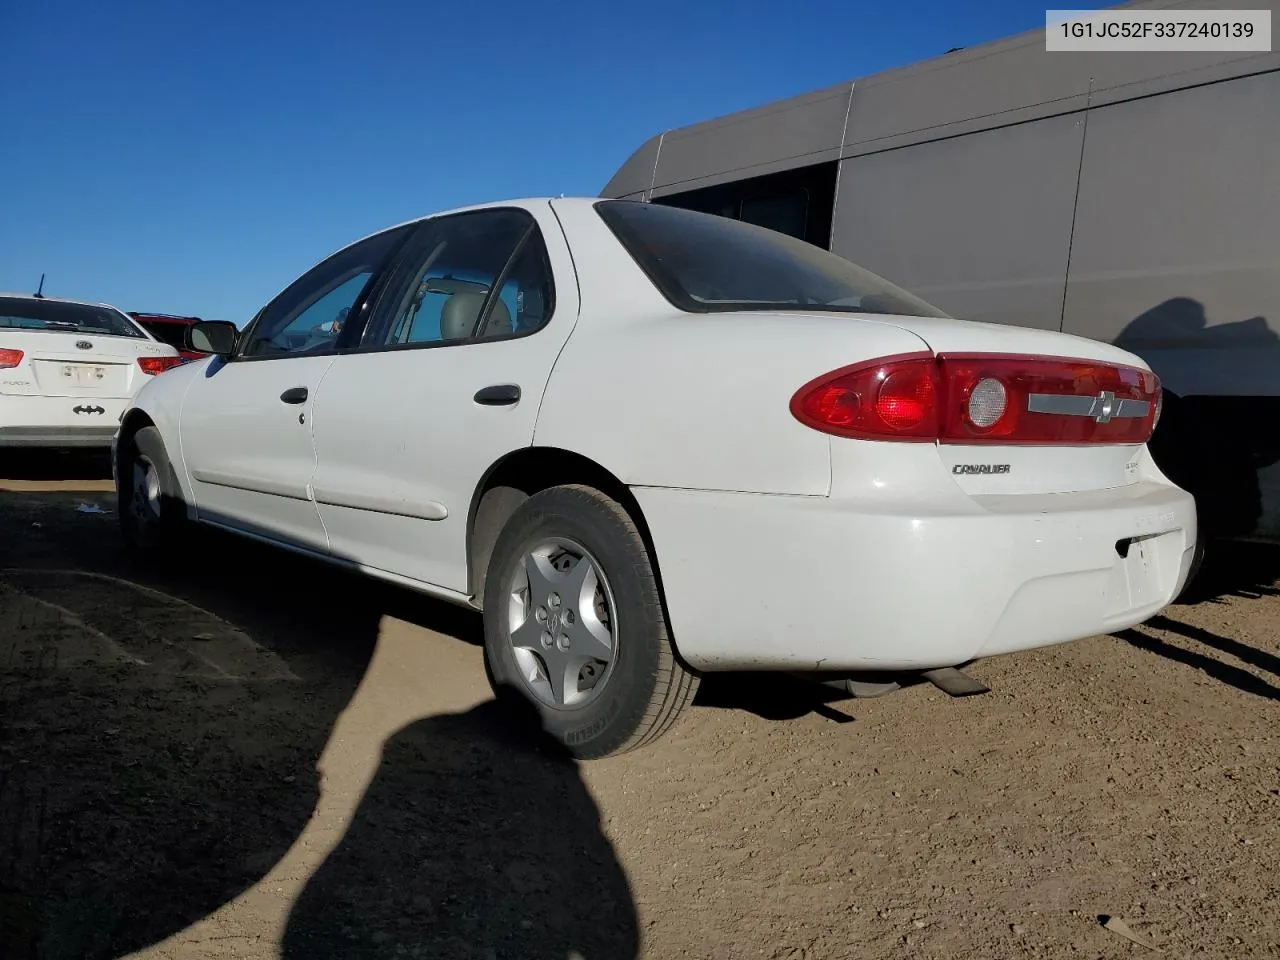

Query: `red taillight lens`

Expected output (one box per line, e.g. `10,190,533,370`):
937,354,1160,445
791,353,1161,445
138,356,184,376
0,348,23,369
790,352,939,441
874,364,936,432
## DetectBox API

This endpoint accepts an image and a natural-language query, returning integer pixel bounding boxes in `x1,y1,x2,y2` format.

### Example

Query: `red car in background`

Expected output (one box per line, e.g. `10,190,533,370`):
128,313,209,362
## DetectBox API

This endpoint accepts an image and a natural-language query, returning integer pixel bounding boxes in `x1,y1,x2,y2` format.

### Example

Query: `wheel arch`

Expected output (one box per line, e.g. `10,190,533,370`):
116,407,196,522
115,409,157,477
465,447,680,651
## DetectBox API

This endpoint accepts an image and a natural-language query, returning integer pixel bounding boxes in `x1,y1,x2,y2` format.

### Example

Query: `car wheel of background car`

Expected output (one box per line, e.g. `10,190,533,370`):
481,484,699,760
118,425,185,560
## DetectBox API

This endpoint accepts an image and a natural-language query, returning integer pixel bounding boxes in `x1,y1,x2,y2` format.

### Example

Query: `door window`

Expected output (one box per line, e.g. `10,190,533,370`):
370,209,555,348
239,225,413,359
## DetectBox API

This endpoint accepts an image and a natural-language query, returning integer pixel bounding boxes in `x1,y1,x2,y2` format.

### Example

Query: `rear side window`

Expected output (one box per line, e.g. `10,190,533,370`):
0,297,145,338
594,200,949,319
368,208,555,348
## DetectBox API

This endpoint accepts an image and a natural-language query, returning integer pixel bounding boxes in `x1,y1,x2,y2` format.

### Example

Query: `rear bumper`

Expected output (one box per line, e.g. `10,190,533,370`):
634,480,1196,672
0,425,118,448
0,395,125,447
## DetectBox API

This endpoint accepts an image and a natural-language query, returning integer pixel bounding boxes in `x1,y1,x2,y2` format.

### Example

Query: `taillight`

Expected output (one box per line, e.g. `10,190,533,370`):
791,352,939,440
791,353,1161,445
937,354,1160,444
138,356,184,376
0,348,23,369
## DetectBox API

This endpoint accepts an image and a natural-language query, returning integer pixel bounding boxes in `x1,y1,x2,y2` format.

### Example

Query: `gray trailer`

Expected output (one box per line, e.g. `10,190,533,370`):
602,0,1280,556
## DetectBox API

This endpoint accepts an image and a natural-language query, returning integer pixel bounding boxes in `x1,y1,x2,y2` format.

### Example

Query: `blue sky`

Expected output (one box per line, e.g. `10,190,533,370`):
0,0,1105,323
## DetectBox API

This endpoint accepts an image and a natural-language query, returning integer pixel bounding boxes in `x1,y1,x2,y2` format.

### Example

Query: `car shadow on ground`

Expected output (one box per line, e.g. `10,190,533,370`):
1113,624,1280,702
0,525,376,959
1116,540,1280,700
0,496,637,960
0,449,113,482
1110,538,1280,701
1174,539,1280,606
694,671,864,723
281,691,639,960
1148,613,1280,678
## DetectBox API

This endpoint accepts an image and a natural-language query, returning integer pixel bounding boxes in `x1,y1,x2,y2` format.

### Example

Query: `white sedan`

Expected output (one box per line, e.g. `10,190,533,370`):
112,198,1196,758
1,293,183,449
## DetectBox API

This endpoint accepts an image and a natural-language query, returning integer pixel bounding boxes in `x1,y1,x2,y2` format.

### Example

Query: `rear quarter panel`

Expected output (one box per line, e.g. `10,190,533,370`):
539,199,939,496
536,311,942,495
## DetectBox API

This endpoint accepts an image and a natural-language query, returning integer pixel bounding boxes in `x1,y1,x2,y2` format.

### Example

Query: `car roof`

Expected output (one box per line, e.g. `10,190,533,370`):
350,194,619,240
352,196,614,243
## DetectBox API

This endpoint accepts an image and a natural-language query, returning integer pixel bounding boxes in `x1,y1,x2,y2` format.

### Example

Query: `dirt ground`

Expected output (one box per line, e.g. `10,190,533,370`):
1,452,1278,959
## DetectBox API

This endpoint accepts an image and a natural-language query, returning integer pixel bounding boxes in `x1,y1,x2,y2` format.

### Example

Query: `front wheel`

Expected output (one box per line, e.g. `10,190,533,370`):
117,425,186,560
481,484,699,759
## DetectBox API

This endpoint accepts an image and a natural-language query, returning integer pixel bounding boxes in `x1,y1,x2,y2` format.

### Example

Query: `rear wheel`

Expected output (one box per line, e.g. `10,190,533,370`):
118,425,185,559
481,484,698,759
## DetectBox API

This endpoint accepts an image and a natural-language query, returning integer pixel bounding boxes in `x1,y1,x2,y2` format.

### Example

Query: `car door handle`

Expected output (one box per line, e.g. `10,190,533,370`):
474,384,521,406
280,386,308,404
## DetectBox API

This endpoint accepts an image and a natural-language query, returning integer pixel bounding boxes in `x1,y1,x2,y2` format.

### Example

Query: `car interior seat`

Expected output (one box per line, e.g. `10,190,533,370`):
439,292,513,341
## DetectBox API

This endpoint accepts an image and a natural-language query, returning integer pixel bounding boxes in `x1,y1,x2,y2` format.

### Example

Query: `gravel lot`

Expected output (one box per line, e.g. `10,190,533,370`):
1,452,1278,959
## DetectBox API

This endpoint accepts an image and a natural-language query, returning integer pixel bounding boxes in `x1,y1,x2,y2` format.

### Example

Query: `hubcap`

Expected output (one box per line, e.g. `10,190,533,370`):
506,537,617,709
130,457,161,530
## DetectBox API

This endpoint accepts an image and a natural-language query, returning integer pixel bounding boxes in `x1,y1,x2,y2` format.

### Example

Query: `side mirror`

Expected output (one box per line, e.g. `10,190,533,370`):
188,320,238,356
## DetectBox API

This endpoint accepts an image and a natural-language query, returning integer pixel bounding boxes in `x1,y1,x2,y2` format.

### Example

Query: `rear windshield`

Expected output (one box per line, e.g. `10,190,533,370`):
135,320,191,350
0,297,146,338
594,200,950,319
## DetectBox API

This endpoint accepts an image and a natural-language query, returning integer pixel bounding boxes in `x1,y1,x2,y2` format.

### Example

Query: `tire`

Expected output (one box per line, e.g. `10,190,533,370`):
481,484,699,760
118,425,186,560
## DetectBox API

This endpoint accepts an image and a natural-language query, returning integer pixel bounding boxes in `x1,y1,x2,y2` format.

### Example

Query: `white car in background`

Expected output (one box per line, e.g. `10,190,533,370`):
112,198,1197,758
1,293,182,449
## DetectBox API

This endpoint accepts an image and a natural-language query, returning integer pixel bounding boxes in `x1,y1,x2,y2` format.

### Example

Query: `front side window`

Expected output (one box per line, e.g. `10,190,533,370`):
239,225,412,359
0,297,145,338
372,208,555,348
595,200,950,319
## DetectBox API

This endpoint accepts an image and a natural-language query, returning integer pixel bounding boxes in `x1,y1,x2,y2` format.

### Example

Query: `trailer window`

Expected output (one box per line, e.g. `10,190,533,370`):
651,159,837,249
595,200,949,319
740,191,808,240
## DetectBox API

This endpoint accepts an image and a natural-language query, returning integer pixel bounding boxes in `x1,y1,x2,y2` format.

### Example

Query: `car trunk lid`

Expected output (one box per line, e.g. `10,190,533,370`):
0,331,171,398
787,311,1162,498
